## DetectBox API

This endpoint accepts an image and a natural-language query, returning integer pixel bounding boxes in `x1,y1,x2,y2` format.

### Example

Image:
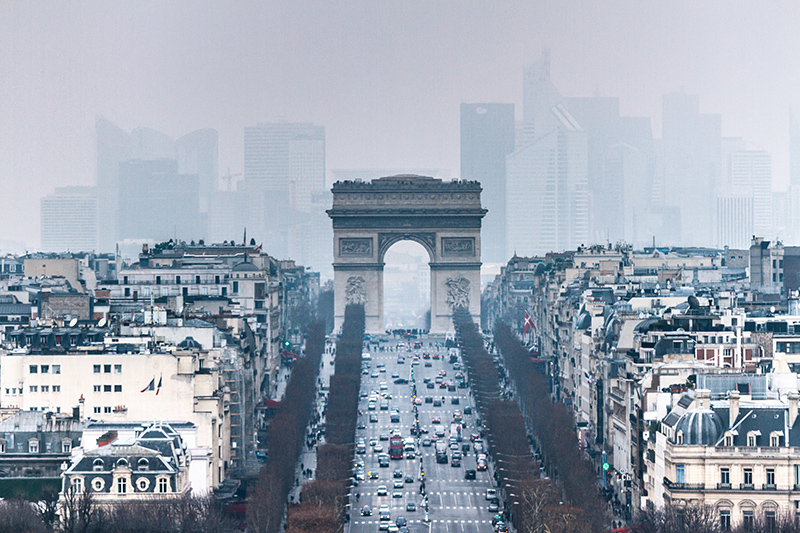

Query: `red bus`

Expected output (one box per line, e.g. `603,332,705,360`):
389,435,404,459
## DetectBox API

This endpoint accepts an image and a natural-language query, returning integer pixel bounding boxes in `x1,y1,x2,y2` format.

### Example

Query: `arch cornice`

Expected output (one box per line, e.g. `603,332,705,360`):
377,232,435,263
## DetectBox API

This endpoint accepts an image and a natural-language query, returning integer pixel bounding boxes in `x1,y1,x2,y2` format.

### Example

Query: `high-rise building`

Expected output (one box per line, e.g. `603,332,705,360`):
460,103,515,263
731,150,772,238
661,92,721,247
41,186,99,252
177,129,219,234
96,117,132,252
791,113,800,189
243,122,325,262
117,159,200,242
507,52,589,256
716,193,753,249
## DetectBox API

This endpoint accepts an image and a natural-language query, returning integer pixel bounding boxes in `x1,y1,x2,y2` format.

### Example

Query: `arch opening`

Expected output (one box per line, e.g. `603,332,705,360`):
383,240,430,331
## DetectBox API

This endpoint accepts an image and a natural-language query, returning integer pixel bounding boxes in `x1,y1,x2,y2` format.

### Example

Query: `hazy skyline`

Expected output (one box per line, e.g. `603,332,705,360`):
2,1,798,249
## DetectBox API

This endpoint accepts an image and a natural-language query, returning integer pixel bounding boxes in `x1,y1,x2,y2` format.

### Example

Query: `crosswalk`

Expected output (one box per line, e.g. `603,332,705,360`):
352,518,492,525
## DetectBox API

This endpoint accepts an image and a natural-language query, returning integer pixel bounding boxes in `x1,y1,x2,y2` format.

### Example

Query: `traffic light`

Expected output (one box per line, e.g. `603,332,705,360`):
284,341,290,347
603,462,610,472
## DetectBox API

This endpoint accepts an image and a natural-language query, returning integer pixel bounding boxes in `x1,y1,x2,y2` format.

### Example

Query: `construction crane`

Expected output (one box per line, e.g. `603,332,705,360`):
221,168,242,191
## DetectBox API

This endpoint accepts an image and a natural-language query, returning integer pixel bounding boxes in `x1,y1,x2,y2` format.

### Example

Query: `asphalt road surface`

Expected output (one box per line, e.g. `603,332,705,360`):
347,336,500,533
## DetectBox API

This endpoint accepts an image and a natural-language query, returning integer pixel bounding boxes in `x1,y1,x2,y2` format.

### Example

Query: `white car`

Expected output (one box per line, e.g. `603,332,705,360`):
377,485,388,496
486,488,497,500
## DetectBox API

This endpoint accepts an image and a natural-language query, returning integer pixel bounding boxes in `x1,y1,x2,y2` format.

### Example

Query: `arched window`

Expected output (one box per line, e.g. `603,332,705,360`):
676,430,684,445
157,476,169,493
137,458,149,471
116,477,127,494
92,458,104,472
116,458,128,468
70,476,84,493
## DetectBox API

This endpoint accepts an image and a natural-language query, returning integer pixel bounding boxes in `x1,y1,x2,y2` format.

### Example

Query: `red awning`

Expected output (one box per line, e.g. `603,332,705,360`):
263,398,280,409
282,351,300,359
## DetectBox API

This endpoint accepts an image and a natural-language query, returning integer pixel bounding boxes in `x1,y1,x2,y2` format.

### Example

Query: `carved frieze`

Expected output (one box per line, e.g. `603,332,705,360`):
345,276,367,305
445,276,471,310
339,238,373,257
441,237,475,257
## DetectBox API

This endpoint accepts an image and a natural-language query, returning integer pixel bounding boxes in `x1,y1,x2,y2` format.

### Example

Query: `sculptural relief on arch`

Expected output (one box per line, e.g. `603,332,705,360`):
328,175,486,334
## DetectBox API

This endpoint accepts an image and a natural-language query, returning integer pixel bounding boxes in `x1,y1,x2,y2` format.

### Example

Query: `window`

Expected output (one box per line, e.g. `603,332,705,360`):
157,477,169,493
28,439,39,453
71,477,83,493
724,433,733,446
114,385,122,392
233,281,238,293
93,365,101,374
93,385,101,392
196,275,201,284
114,364,122,374
215,275,220,284
62,439,71,453
103,406,111,413
29,365,37,373
676,430,684,444
40,365,48,374
221,287,227,296
137,458,149,471
103,385,111,392
748,434,757,447
104,365,111,374
41,385,48,392
766,509,776,529
743,510,754,529
53,385,60,392
29,386,38,393
720,468,730,485
93,407,101,414
91,477,104,491
155,275,161,285
719,509,731,530
767,468,776,486
0,440,6,453
123,275,128,284
175,275,181,284
744,467,753,485
124,287,130,297
136,477,149,491
675,464,685,484
53,365,60,374
771,433,780,447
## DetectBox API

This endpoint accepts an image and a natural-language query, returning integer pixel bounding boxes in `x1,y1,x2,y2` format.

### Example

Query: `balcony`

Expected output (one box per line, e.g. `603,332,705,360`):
716,483,731,490
740,483,754,490
663,477,704,491
763,483,777,491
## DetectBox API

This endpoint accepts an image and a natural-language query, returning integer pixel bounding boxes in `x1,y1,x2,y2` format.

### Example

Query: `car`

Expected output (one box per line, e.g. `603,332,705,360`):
423,353,431,359
393,479,404,489
414,397,422,405
392,490,403,498
393,469,404,479
450,442,459,451
421,438,432,447
373,444,384,453
486,488,497,500
448,383,456,391
371,371,379,378
439,382,448,389
380,382,388,390
362,368,369,375
368,402,376,410
379,522,389,531
450,457,461,467
426,381,434,388
488,502,499,512
379,367,387,373
424,396,433,403
394,378,408,384
470,433,481,442
377,485,388,496
354,457,365,467
432,353,440,360
397,358,405,364
370,413,378,423
465,469,476,480
387,525,399,533
424,361,432,367
462,443,470,453
355,470,365,481
360,391,369,398
406,502,416,512
433,398,442,407
405,475,414,483
391,372,400,378
380,401,389,410
396,517,407,527
495,523,509,533
361,505,372,516
357,422,366,429
431,417,441,424
451,397,460,404
464,405,472,414
369,471,380,479
435,376,444,383
379,457,389,467
438,370,447,376
453,362,461,369
380,434,389,441
477,460,487,471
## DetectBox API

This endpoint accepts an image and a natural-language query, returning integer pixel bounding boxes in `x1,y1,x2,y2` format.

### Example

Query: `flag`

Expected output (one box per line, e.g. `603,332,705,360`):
140,378,155,393
523,312,534,336
156,375,162,396
584,371,593,384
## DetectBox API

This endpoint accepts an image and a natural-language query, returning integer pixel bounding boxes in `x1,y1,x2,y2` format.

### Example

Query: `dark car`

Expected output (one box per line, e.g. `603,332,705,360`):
394,378,408,384
424,396,433,403
427,382,434,389
464,405,472,414
451,457,461,467
465,469,476,480
405,475,414,483
406,502,416,512
451,397,459,404
357,423,366,429
361,505,372,516
396,517,407,527
393,469,404,479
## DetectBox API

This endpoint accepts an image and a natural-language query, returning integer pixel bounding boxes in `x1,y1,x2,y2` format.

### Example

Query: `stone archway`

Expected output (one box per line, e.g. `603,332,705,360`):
328,175,486,334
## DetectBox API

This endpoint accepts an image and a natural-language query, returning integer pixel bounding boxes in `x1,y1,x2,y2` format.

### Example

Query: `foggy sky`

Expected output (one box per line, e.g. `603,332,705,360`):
1,1,798,249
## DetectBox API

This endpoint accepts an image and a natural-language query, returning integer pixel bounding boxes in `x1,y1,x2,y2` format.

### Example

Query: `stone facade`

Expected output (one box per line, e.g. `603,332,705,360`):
328,175,486,334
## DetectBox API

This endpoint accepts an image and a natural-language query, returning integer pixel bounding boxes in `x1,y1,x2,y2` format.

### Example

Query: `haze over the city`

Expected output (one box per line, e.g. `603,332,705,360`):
1,1,799,252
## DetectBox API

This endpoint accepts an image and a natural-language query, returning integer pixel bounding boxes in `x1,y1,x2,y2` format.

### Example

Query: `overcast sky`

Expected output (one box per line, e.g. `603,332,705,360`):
1,1,798,249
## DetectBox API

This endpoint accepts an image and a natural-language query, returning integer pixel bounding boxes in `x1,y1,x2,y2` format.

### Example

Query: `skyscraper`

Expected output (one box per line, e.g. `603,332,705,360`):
243,122,325,261
117,159,200,242
791,113,800,189
96,116,132,252
660,92,721,246
460,103,515,263
731,150,772,238
41,186,99,252
177,129,219,235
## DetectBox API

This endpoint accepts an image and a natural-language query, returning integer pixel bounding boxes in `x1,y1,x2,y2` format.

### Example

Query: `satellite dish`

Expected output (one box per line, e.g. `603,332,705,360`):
98,318,107,328
69,318,78,327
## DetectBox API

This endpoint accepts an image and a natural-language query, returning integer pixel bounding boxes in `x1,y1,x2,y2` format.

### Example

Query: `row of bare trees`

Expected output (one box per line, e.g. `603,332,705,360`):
0,494,236,533
247,320,326,533
493,322,608,533
284,304,365,533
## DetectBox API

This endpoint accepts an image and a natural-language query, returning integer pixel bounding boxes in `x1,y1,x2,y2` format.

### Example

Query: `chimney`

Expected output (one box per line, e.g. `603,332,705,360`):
696,389,711,409
789,391,799,427
729,390,740,424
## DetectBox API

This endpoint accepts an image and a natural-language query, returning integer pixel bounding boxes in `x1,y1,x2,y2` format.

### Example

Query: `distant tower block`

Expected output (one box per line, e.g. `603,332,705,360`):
328,175,486,334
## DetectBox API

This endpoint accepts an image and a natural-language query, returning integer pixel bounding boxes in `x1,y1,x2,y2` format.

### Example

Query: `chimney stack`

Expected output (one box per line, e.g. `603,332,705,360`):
729,390,740,424
696,389,711,410
789,391,799,427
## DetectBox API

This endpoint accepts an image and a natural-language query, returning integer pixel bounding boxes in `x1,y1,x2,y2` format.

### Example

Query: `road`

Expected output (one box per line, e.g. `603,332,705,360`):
348,336,500,533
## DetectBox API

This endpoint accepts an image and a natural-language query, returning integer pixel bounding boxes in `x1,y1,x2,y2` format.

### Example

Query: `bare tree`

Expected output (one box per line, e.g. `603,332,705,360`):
0,499,48,533
60,486,97,533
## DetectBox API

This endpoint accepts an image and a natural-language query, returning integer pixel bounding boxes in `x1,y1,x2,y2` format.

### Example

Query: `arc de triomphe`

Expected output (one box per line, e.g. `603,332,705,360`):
327,175,486,334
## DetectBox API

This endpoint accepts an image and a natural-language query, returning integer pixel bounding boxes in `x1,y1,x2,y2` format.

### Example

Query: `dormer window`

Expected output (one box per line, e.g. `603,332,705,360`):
137,458,149,471
747,430,760,447
0,439,5,453
93,458,104,472
770,432,781,447
116,458,128,468
28,439,39,454
724,433,733,447
62,439,72,454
